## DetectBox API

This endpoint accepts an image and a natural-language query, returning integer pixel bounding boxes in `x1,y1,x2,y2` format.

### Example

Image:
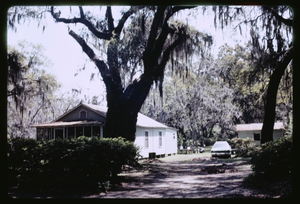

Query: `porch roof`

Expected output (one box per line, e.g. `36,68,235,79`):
31,120,103,128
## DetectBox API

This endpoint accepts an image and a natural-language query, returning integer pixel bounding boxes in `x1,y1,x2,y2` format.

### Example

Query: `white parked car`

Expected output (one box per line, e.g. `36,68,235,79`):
211,141,231,158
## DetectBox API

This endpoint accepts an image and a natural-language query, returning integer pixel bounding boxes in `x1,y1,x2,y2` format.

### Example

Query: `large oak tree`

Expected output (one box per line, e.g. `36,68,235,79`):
47,6,212,141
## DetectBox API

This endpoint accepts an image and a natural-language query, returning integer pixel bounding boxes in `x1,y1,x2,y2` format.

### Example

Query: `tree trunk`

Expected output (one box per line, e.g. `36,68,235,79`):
261,46,292,143
105,74,153,141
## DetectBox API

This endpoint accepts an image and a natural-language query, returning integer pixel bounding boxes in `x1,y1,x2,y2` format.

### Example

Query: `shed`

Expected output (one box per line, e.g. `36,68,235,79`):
236,122,284,145
31,102,177,158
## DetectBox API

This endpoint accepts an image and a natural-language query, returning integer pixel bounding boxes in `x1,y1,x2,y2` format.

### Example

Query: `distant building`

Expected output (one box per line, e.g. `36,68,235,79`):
31,102,177,158
236,122,284,145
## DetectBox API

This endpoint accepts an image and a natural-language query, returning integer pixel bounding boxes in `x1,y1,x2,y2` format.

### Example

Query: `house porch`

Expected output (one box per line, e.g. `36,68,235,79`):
32,121,104,140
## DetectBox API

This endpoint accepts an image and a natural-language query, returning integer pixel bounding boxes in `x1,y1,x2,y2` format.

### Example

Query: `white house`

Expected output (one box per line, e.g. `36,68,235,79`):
31,102,177,158
236,122,284,145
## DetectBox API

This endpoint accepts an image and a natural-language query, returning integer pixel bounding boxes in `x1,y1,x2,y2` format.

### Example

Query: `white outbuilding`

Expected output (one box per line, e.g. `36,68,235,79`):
31,102,177,158
236,122,284,145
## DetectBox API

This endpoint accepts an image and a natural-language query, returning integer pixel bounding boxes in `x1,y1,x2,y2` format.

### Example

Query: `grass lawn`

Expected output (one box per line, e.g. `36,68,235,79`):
157,146,251,163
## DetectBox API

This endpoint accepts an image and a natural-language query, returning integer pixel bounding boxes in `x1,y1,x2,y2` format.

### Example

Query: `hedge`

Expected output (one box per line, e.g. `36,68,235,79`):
7,136,140,196
250,136,293,180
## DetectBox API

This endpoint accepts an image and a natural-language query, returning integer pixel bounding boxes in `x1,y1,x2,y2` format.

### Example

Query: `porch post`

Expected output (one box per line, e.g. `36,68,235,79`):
63,127,65,139
54,128,55,139
66,127,68,139
91,126,93,136
100,126,103,138
83,126,85,136
74,127,76,138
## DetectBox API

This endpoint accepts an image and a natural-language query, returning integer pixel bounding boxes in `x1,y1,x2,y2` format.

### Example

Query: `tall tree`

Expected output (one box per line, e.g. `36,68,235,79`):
247,6,292,143
7,42,60,138
212,6,293,143
46,6,212,141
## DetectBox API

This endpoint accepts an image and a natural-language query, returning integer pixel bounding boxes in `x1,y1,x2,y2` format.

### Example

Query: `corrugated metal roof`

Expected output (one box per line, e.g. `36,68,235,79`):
236,122,284,131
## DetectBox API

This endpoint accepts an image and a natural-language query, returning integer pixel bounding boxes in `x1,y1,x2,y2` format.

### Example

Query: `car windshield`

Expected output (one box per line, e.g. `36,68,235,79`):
213,143,229,148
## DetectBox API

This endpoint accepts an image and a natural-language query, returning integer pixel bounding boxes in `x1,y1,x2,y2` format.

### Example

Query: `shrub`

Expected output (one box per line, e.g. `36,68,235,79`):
7,137,140,196
250,136,292,180
231,137,256,157
243,137,293,198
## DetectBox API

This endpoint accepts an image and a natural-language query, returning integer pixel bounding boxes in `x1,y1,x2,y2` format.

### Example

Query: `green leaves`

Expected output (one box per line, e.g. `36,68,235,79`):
7,137,140,195
250,136,292,179
7,42,59,138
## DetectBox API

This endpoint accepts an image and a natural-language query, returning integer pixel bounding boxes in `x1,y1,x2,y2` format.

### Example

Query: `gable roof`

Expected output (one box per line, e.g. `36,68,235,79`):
52,102,172,129
236,122,284,131
53,102,107,122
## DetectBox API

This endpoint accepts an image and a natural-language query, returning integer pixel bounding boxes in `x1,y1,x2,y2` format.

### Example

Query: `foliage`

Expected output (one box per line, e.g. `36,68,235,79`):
230,137,256,157
243,136,293,198
7,42,60,138
249,136,292,180
141,70,241,147
7,137,140,196
212,6,293,143
217,43,292,135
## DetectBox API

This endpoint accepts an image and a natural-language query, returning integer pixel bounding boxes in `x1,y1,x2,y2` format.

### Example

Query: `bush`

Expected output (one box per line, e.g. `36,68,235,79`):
7,137,140,196
250,136,292,180
231,137,256,157
243,137,293,198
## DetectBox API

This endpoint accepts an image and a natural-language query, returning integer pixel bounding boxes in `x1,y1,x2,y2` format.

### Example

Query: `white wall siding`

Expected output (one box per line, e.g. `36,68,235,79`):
165,129,177,155
238,129,284,145
135,127,149,158
135,127,177,158
238,131,261,145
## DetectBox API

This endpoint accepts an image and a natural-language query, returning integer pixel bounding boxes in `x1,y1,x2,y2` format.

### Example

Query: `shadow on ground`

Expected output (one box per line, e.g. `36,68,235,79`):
86,157,262,198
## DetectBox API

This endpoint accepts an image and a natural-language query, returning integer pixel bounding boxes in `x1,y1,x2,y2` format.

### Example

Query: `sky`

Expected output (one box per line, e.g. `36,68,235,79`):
7,6,249,106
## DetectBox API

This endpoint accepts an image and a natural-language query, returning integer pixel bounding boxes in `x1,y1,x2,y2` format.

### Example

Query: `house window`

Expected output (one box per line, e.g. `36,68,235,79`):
254,133,260,141
159,131,162,147
145,131,149,147
79,110,87,120
173,133,176,139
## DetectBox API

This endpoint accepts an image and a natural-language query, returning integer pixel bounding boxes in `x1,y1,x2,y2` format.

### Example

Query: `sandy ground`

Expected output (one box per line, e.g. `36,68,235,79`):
84,154,264,198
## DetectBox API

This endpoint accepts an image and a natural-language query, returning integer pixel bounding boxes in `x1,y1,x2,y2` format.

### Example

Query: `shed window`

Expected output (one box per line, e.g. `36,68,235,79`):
159,131,162,147
80,110,87,119
145,131,149,147
254,133,260,141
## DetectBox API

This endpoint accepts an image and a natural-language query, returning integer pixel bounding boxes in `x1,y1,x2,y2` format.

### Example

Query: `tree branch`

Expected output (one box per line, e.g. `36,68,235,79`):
115,6,144,35
156,36,183,76
68,30,109,80
50,6,112,40
79,6,85,18
144,6,197,72
105,6,115,32
263,6,293,27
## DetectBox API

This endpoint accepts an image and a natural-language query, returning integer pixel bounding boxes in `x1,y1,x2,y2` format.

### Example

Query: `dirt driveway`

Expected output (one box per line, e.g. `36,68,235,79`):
86,154,263,198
